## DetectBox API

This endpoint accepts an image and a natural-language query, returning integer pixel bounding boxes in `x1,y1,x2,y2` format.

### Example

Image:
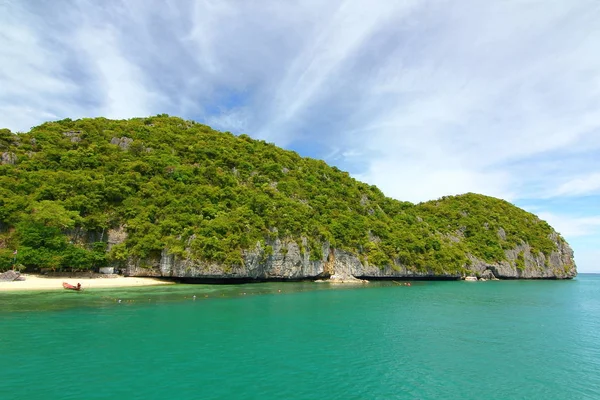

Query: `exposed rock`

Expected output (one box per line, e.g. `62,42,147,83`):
121,232,575,281
107,226,128,251
1,152,16,165
64,227,106,245
480,269,499,280
123,239,466,281
110,137,134,150
497,228,506,241
368,231,381,243
62,131,83,143
467,234,576,279
464,276,477,281
445,232,462,243
0,270,23,282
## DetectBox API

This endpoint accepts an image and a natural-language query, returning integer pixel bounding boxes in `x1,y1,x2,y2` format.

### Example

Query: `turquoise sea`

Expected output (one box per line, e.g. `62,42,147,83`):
1,275,599,399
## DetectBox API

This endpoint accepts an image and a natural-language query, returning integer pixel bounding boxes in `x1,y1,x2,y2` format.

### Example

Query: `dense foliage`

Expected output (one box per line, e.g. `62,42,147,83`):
0,116,561,273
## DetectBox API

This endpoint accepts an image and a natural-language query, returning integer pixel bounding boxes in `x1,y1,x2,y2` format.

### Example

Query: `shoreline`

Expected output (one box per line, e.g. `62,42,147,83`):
0,274,174,292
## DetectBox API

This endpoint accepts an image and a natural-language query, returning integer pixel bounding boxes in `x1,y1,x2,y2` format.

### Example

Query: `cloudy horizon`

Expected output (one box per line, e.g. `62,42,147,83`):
1,0,599,272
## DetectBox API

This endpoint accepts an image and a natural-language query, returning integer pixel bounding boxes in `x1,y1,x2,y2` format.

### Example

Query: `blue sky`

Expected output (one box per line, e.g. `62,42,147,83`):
1,0,599,272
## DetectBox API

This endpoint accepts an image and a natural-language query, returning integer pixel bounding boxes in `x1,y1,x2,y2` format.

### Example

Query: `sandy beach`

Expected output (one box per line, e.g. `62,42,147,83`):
0,274,174,291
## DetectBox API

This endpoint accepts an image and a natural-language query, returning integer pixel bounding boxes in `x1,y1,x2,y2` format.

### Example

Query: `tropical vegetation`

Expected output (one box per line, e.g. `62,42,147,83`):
0,116,561,274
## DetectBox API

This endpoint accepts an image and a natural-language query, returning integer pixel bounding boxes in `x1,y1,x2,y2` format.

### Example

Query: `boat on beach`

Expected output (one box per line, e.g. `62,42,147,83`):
62,282,82,291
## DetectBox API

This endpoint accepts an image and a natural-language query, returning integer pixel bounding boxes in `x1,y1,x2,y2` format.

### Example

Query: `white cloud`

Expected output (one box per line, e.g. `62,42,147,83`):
533,211,600,272
186,0,237,76
350,1,600,202
0,3,79,131
205,108,250,133
75,25,159,119
537,212,600,238
258,0,420,141
0,2,162,130
549,172,600,198
355,159,515,204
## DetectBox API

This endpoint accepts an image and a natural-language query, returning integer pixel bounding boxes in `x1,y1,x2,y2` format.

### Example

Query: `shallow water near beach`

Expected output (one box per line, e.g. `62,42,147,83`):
1,275,599,399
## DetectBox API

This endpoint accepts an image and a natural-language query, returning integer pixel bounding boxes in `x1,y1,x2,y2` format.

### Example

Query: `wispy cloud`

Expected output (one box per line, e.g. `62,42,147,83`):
549,172,600,198
75,24,160,119
0,0,164,129
0,2,76,130
537,212,600,238
258,0,419,141
349,1,600,202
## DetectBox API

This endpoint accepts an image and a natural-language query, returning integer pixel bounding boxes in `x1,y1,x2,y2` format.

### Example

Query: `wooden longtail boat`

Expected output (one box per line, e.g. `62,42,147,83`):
62,282,83,291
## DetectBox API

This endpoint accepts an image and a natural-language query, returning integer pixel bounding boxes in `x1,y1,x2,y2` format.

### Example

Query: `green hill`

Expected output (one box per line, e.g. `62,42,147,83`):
0,116,576,279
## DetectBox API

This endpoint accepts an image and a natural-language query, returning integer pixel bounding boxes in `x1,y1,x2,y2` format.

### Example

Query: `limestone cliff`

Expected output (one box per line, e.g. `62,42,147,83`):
121,232,576,280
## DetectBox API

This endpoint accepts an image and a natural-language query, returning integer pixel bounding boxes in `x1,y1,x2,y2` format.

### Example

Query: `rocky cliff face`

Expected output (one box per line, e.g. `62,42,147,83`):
117,228,576,280
467,233,576,279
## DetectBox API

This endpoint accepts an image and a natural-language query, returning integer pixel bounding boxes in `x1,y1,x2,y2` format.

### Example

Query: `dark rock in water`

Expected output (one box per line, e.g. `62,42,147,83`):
0,270,23,282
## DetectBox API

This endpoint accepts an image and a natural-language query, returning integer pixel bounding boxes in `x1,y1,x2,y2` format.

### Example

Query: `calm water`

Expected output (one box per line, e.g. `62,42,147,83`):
1,275,599,399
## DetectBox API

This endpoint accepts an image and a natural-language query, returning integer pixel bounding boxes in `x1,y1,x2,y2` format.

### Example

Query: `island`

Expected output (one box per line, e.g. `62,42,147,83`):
0,116,576,282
